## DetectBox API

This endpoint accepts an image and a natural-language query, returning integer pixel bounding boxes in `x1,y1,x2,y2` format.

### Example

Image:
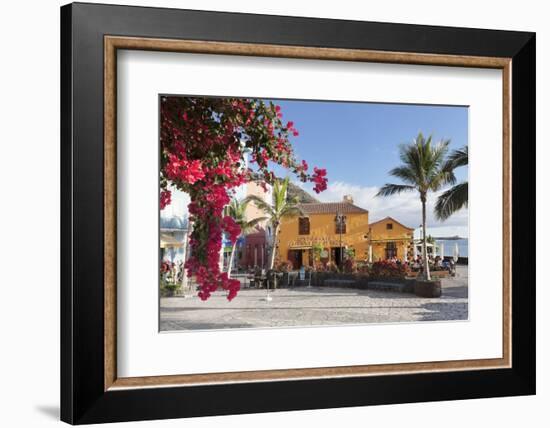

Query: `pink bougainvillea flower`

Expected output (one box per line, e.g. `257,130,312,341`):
312,167,328,193
160,97,327,301
159,190,171,210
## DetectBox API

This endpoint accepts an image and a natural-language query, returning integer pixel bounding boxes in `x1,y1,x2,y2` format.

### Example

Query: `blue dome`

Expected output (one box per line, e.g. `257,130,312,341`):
160,215,188,230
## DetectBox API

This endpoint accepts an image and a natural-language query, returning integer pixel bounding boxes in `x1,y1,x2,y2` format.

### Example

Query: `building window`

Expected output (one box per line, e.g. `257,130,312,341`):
385,241,397,259
298,217,310,235
335,215,347,234
386,223,393,230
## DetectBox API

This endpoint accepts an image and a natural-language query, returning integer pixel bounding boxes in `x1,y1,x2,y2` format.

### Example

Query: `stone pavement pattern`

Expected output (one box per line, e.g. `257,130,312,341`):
160,266,468,331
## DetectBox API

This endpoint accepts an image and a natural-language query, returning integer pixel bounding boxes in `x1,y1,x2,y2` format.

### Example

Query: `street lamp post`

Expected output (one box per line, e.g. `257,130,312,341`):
335,212,346,268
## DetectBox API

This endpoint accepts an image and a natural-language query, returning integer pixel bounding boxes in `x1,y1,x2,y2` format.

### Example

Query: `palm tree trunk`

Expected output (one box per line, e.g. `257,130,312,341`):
421,197,431,281
269,224,279,270
227,241,237,278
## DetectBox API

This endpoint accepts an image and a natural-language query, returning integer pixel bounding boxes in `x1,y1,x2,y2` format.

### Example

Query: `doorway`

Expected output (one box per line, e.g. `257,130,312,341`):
385,241,397,259
332,247,344,267
287,250,303,269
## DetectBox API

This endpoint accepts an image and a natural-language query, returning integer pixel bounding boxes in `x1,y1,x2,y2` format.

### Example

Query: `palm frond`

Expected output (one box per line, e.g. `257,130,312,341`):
225,198,247,221
432,140,451,166
273,177,289,211
435,182,468,220
244,176,302,231
388,166,419,185
398,142,422,179
241,216,269,234
243,195,275,216
376,184,416,197
443,146,468,172
428,168,457,191
280,205,304,218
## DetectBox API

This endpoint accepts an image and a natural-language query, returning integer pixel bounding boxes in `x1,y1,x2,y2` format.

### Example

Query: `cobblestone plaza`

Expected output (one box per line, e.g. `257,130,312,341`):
160,266,468,331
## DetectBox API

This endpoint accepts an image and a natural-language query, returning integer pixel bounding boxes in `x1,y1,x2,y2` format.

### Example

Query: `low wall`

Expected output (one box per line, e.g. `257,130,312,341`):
280,271,415,293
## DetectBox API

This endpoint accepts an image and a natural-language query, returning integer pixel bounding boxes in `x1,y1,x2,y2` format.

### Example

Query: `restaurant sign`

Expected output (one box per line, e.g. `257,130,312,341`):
289,236,343,248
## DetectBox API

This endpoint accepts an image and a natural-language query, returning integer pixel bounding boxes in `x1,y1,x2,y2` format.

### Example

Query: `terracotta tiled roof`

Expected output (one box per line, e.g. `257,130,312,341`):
298,202,368,215
369,216,415,230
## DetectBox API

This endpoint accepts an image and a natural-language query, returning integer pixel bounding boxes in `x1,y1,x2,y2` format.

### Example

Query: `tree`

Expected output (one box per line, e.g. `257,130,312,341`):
244,177,304,270
224,198,268,277
311,243,324,269
376,133,455,280
435,146,468,221
160,97,328,300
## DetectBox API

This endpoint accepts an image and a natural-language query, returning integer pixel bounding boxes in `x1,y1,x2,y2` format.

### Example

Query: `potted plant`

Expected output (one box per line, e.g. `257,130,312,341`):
160,279,181,297
414,276,442,297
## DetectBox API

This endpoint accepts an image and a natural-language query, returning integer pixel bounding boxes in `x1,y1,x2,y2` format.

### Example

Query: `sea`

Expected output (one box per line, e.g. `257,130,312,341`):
435,238,469,258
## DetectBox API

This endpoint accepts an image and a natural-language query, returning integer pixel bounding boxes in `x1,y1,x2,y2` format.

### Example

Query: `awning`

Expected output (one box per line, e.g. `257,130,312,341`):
414,242,434,247
371,238,411,243
160,233,183,248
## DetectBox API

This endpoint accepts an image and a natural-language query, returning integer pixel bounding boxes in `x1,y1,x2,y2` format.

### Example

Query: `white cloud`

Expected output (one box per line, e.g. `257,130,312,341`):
297,180,468,238
163,179,469,238
161,185,191,219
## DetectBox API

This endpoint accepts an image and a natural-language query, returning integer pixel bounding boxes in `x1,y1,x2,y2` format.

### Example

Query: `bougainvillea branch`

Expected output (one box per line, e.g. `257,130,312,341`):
160,96,328,301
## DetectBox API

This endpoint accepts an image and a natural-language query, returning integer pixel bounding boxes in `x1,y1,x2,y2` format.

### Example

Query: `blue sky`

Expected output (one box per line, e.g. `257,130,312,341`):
268,98,469,238
165,97,470,239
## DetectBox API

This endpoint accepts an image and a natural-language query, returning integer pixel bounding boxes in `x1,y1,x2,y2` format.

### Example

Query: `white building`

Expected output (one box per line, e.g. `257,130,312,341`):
160,215,189,264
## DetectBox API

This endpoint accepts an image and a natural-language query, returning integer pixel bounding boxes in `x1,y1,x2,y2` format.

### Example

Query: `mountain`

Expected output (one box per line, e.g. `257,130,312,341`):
286,182,319,204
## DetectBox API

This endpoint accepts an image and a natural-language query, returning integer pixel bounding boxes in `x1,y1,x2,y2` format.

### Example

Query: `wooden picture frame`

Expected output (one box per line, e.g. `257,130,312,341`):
61,2,535,424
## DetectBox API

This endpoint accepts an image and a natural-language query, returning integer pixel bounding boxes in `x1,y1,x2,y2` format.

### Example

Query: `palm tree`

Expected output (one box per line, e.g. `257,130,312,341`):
435,146,468,221
376,133,456,280
224,198,268,278
245,177,304,270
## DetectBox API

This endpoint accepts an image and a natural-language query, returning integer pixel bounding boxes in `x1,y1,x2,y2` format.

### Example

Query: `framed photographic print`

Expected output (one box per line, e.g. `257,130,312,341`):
60,2,535,424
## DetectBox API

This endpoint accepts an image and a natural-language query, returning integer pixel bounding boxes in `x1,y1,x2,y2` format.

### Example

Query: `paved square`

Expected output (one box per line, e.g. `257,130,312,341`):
160,266,468,331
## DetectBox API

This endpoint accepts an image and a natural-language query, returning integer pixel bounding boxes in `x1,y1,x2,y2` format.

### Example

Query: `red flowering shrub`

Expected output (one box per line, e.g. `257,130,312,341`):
369,260,410,279
159,190,172,210
160,97,328,300
343,257,357,273
221,216,241,243
160,260,173,274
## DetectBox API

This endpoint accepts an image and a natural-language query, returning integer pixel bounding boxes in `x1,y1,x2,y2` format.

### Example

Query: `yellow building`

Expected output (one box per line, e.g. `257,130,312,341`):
277,196,414,268
368,216,415,262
